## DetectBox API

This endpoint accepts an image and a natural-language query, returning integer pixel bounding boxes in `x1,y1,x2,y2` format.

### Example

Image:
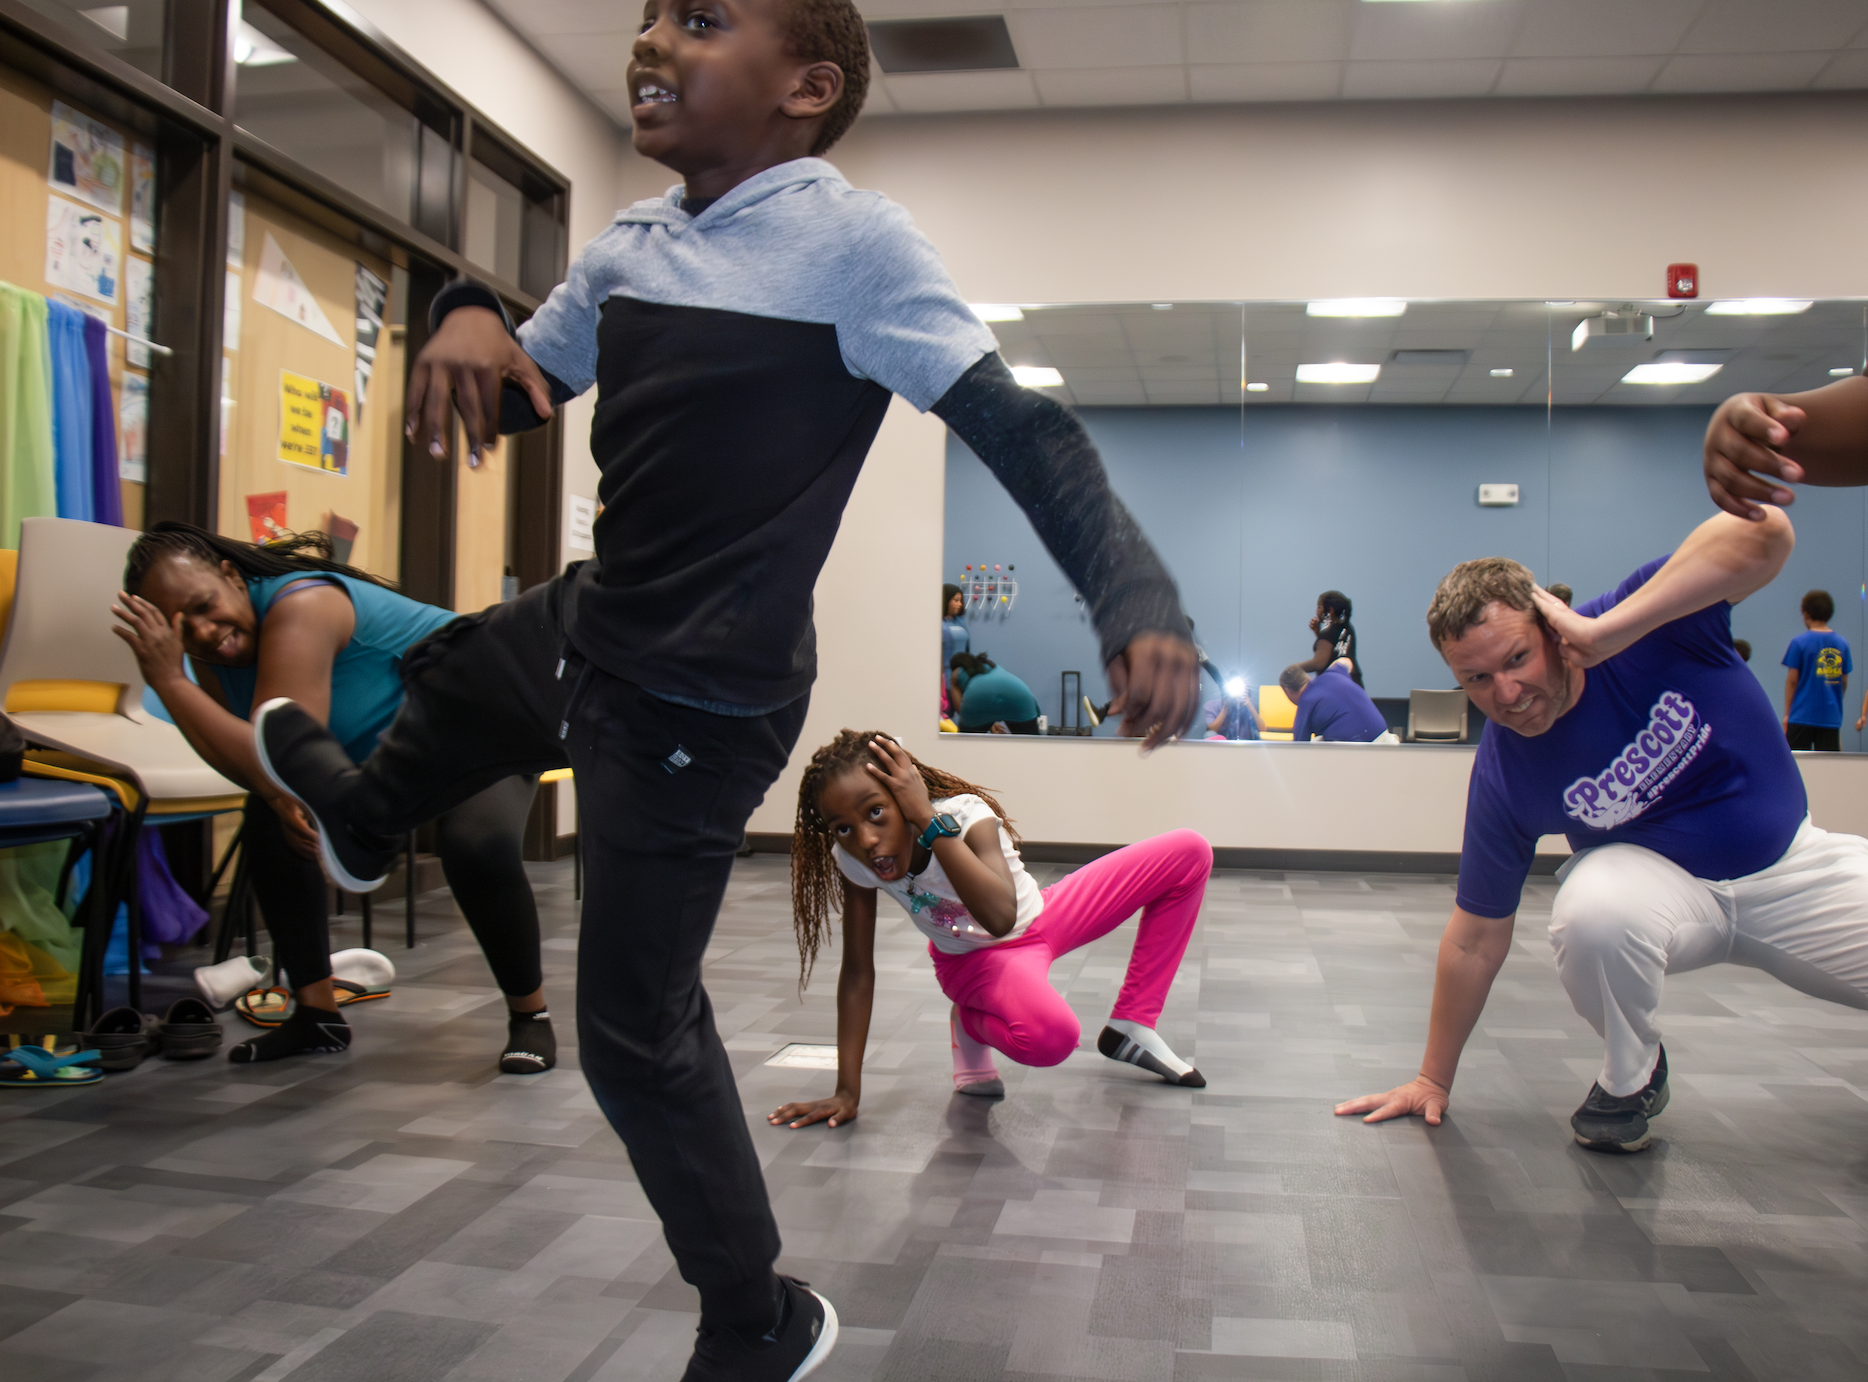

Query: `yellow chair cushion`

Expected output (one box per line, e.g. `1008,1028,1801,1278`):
6,680,125,714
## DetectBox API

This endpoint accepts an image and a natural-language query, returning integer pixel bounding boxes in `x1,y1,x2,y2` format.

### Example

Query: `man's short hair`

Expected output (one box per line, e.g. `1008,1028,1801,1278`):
1546,583,1573,606
1733,637,1752,663
779,0,870,153
1803,589,1835,622
1278,664,1310,700
1426,556,1539,650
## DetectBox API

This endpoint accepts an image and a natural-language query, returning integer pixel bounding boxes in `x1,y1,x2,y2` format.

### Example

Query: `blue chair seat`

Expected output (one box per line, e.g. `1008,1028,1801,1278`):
0,778,113,848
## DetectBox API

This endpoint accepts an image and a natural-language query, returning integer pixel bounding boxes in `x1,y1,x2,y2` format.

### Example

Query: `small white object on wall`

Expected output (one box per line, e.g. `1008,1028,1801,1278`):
1477,484,1519,507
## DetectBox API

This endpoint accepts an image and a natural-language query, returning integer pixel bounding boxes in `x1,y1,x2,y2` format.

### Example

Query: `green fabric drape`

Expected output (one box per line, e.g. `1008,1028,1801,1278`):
0,282,58,548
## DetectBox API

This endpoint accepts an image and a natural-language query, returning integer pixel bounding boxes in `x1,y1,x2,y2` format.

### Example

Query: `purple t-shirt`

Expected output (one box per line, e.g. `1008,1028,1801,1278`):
1292,664,1388,742
1455,557,1807,918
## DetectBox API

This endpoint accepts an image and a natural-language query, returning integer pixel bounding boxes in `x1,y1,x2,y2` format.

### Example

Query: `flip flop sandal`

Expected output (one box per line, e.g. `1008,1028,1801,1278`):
332,979,390,1007
158,997,224,1060
235,987,293,1028
0,1041,102,1088
83,1006,158,1071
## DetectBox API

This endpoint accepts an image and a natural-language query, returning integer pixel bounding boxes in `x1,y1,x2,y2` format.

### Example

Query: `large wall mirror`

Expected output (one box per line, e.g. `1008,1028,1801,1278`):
943,298,1868,748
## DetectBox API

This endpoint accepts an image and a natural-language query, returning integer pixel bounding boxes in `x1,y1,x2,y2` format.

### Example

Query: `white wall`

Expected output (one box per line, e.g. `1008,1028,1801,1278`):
711,92,1868,848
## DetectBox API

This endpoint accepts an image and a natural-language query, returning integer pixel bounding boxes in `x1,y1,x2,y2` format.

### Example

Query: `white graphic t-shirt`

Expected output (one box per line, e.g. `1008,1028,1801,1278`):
833,793,1044,953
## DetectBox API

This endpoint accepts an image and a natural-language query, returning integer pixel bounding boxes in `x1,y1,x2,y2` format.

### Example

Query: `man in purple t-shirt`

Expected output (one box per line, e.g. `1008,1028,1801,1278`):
1337,508,1868,1153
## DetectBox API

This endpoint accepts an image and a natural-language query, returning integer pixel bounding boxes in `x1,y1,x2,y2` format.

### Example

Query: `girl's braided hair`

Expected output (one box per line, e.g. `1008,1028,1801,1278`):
123,520,391,596
790,729,1018,988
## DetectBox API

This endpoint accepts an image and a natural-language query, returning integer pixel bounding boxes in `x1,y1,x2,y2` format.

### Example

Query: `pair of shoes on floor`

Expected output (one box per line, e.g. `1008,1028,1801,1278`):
1572,1046,1670,1153
83,998,221,1070
227,949,396,1029
682,1276,838,1381
253,698,400,892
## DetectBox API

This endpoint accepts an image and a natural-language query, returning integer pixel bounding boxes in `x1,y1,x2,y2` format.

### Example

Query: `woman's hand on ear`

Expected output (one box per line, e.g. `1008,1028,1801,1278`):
110,592,188,689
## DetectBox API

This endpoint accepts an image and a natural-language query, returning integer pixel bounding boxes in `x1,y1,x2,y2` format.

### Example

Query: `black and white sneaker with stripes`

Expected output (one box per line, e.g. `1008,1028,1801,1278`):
1097,1020,1205,1087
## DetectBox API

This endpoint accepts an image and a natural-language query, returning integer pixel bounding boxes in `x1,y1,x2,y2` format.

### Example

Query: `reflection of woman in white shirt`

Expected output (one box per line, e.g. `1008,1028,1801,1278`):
770,730,1213,1131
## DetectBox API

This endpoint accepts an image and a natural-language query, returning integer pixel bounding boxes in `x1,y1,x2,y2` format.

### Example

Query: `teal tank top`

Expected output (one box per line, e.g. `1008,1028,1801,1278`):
212,573,459,763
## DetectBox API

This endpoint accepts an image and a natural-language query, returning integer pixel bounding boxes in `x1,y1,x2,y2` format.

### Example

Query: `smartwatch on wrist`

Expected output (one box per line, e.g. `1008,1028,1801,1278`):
916,813,962,850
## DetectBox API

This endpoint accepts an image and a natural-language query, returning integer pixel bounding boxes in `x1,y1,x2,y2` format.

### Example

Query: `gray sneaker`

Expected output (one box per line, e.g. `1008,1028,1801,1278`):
1571,1046,1669,1153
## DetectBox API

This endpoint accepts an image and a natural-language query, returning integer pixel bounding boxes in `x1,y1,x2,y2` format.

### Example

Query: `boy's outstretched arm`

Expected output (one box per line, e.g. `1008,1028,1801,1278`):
1705,375,1868,519
933,354,1197,749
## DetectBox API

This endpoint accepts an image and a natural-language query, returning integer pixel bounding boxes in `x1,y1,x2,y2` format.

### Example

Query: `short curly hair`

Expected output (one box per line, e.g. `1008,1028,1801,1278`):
779,0,870,154
1426,556,1540,651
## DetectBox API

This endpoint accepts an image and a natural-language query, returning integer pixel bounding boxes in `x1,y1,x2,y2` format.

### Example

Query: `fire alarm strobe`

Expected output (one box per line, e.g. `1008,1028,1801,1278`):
1667,263,1698,299
1478,484,1519,507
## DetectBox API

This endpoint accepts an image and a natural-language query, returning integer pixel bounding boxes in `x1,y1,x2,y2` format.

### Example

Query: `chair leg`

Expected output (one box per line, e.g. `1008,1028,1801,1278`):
360,889,372,951
112,804,149,1013
70,818,115,1031
574,834,581,901
405,834,417,949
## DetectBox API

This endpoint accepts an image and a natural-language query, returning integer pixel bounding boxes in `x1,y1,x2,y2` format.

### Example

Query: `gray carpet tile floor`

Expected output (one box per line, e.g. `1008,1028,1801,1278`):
0,855,1865,1380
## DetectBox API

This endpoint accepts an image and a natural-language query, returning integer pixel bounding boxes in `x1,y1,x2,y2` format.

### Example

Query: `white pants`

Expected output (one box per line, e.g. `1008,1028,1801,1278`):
1549,819,1868,1096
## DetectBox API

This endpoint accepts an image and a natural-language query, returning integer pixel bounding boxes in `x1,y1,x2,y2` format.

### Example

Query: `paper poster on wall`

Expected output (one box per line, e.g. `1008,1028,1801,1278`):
255,233,343,346
567,493,597,552
321,511,359,564
227,190,245,268
278,371,350,474
119,375,148,483
125,257,153,368
48,101,124,215
45,195,120,304
129,142,155,252
246,491,287,543
224,267,241,345
353,264,386,421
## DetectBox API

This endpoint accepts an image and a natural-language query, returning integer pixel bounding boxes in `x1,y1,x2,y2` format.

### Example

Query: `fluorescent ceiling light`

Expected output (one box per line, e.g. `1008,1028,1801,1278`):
1830,367,1856,377
1489,368,1514,378
1306,298,1406,318
1010,366,1064,388
1545,300,1576,308
970,303,1024,323
1244,382,1269,392
1704,298,1812,315
1297,362,1381,384
235,20,296,64
1151,303,1173,311
1622,362,1722,386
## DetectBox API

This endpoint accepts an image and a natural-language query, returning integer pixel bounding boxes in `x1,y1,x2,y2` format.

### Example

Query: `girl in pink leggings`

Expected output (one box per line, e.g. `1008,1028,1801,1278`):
770,730,1211,1131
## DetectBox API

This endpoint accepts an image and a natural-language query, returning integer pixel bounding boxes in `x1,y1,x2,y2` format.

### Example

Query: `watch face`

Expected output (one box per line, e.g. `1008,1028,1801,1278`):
937,813,960,834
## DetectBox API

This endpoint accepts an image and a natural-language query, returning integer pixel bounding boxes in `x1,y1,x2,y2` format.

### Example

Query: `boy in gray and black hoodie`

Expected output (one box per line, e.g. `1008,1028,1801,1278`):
253,1,1195,1376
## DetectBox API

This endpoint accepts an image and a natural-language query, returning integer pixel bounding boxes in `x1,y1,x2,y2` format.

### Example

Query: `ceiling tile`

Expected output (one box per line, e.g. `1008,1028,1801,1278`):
590,89,635,124
864,75,901,113
1653,51,1831,91
1183,1,1355,64
1342,58,1501,99
1679,0,1868,55
1349,0,1526,61
1007,7,1185,69
1812,48,1868,85
533,31,634,93
883,69,1042,111
1035,65,1189,105
1508,0,1702,59
1494,56,1662,96
1190,60,1341,101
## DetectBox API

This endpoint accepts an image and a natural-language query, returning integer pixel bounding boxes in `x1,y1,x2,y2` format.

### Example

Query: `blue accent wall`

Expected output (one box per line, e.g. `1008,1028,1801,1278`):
944,404,1868,747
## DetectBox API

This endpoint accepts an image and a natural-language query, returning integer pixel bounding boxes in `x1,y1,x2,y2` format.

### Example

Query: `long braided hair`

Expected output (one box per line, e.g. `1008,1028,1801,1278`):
790,729,1019,988
123,520,392,597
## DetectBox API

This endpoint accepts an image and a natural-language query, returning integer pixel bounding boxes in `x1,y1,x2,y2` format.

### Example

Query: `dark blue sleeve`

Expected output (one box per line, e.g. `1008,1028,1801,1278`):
1575,556,1668,618
1454,743,1537,919
1581,554,1741,668
1291,692,1314,742
428,278,578,434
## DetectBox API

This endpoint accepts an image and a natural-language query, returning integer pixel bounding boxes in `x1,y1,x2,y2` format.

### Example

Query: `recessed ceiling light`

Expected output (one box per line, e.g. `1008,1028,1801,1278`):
1830,367,1856,377
970,304,1024,323
1306,299,1406,318
1010,366,1064,388
1244,382,1269,392
1296,362,1381,384
1622,362,1722,386
1704,299,1812,315
1489,368,1514,378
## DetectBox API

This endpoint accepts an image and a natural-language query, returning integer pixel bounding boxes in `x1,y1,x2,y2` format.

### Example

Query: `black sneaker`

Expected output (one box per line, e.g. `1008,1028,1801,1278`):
681,1276,838,1382
1572,1046,1669,1153
253,698,398,892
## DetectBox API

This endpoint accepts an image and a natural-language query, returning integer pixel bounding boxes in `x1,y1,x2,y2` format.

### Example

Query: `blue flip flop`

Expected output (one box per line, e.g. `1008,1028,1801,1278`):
0,1041,103,1088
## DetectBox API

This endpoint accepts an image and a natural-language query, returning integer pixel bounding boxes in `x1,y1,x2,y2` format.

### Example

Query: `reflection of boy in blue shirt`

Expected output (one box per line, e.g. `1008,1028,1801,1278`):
1782,589,1850,752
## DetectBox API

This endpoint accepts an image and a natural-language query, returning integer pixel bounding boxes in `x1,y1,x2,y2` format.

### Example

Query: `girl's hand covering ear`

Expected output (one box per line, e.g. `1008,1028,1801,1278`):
110,592,188,688
866,735,936,829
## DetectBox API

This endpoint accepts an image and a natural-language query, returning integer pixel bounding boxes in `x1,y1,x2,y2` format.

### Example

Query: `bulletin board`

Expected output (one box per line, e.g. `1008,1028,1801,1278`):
217,190,400,582
0,65,153,528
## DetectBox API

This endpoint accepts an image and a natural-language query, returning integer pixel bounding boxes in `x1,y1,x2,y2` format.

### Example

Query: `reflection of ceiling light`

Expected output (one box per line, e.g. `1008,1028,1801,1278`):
1307,299,1406,317
1151,303,1172,311
1296,362,1381,384
1704,298,1812,315
1622,362,1722,385
81,6,129,40
970,303,1023,323
1489,368,1514,378
1545,300,1576,308
1224,676,1246,697
1831,367,1856,377
234,20,297,64
1010,366,1064,388
1244,382,1269,392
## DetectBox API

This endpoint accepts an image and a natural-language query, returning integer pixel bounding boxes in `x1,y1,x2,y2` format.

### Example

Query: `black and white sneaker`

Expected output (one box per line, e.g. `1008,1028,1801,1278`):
1572,1046,1669,1153
1097,1023,1206,1088
681,1276,838,1382
253,698,398,892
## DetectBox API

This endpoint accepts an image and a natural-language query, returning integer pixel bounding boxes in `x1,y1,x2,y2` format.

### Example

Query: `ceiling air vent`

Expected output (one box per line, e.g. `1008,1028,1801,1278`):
867,16,1019,74
1389,350,1468,369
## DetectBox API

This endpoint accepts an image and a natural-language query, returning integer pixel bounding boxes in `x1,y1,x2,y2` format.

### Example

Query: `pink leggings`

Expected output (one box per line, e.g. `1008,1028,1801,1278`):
931,829,1212,1068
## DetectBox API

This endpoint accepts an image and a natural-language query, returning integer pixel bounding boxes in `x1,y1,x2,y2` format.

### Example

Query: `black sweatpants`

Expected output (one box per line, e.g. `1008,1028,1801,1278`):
335,568,808,1327
1787,722,1842,752
247,775,544,996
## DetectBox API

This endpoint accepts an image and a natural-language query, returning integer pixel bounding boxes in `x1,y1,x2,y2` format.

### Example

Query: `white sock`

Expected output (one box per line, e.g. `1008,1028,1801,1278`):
1104,1018,1193,1077
951,1004,999,1087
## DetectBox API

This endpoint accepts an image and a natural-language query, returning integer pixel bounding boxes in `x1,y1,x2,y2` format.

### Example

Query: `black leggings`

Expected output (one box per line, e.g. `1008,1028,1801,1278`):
960,716,1039,734
244,775,544,996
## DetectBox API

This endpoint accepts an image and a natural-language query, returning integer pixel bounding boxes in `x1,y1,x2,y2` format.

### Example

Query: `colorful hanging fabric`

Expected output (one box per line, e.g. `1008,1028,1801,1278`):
84,313,122,525
0,283,58,547
46,298,95,521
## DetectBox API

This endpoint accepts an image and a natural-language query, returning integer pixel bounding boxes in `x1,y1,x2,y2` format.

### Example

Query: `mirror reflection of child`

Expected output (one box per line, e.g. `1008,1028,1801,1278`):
771,731,1210,1131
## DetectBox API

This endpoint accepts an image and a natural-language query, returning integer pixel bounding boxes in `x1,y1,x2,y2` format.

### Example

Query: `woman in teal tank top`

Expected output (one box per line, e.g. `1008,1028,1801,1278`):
112,522,557,1073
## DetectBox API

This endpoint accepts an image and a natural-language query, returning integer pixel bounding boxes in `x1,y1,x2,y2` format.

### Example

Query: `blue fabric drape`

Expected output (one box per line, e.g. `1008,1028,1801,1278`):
84,314,121,526
45,299,93,522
